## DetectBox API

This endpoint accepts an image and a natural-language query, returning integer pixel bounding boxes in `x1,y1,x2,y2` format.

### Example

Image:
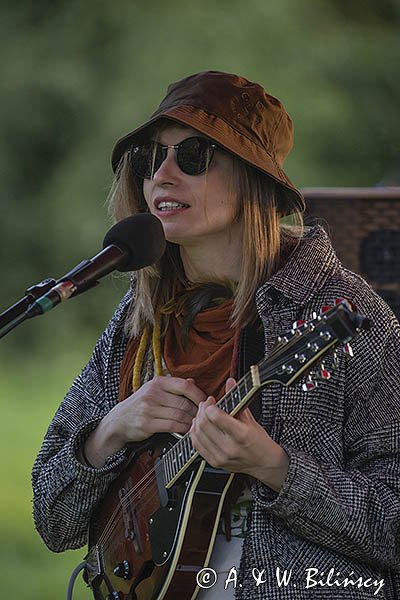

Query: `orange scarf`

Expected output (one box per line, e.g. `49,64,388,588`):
119,296,239,402
163,298,237,401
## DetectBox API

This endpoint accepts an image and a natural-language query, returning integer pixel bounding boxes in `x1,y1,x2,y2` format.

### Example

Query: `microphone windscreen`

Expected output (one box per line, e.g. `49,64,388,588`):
103,214,166,271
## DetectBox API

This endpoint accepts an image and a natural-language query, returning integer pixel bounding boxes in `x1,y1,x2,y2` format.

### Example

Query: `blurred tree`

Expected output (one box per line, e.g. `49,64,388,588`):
332,0,400,22
0,0,399,351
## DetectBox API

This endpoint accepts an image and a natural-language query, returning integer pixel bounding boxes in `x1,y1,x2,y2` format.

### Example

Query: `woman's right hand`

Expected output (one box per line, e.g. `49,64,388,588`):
81,376,206,468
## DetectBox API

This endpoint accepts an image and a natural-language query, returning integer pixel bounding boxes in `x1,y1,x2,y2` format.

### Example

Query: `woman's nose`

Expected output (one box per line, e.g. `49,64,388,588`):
152,147,181,182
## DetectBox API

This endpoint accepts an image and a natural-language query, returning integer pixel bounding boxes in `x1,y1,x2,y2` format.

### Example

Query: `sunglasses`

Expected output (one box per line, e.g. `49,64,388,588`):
129,136,218,179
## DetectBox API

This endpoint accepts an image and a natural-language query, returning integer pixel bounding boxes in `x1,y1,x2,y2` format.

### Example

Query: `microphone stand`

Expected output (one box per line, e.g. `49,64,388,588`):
0,278,56,338
0,260,101,340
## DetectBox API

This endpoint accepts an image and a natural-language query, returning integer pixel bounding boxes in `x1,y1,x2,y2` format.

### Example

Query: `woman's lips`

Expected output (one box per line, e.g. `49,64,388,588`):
154,197,190,214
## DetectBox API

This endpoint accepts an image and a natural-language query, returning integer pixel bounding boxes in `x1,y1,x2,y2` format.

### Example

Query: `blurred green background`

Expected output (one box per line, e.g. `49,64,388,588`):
0,1,399,598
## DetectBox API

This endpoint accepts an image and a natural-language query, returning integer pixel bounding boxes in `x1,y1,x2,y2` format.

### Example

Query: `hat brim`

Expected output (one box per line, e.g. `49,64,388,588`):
111,105,305,216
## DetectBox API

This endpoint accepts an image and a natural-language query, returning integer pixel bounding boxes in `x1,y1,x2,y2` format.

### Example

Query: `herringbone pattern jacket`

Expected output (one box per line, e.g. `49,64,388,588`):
32,227,400,598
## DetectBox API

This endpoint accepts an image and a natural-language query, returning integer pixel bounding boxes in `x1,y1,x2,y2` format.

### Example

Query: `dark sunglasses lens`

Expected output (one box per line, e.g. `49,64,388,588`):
177,137,214,175
130,142,164,178
130,137,215,178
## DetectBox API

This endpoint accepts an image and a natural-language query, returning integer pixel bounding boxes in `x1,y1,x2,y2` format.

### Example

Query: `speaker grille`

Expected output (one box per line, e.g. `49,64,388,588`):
360,230,400,283
303,188,400,319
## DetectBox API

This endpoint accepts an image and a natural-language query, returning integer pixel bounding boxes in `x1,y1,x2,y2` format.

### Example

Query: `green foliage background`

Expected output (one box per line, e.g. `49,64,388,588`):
0,2,399,598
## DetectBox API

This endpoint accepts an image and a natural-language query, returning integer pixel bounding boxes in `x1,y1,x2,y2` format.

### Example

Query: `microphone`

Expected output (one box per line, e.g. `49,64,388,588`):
26,213,166,317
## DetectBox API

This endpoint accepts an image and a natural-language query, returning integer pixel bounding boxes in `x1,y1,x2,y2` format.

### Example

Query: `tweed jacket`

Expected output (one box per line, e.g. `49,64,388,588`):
32,226,400,599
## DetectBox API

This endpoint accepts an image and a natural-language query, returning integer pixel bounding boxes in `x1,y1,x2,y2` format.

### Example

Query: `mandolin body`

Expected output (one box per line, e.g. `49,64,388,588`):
85,433,233,600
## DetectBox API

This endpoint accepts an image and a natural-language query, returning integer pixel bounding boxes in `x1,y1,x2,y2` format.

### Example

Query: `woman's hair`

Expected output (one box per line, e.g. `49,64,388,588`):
107,128,304,339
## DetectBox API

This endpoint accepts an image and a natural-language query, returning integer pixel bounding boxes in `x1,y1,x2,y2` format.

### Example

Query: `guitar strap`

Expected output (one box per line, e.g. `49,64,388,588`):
238,315,265,422
222,316,265,540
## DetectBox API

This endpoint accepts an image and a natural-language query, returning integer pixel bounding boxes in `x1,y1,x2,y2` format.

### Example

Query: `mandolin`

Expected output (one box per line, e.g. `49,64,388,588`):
84,299,370,600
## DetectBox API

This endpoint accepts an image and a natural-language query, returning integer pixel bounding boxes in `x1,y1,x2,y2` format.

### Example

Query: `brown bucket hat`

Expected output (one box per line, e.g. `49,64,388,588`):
111,70,305,215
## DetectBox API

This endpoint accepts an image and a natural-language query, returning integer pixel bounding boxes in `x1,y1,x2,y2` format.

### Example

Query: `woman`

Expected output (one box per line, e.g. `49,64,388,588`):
32,71,400,599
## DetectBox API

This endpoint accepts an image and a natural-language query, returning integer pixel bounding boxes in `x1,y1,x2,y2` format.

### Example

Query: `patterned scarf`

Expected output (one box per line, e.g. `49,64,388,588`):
119,282,239,401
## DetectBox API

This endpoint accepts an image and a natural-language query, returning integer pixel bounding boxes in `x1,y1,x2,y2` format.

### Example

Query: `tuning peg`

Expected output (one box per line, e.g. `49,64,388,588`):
344,342,354,357
292,319,305,329
291,319,305,335
318,363,331,380
332,350,340,367
320,305,331,314
335,298,356,311
302,375,318,392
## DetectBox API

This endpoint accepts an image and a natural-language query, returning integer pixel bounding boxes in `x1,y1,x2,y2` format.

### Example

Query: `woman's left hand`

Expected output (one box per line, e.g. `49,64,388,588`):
190,378,289,492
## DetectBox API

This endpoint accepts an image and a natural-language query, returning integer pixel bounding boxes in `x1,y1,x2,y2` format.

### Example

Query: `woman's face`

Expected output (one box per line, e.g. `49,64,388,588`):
142,125,241,248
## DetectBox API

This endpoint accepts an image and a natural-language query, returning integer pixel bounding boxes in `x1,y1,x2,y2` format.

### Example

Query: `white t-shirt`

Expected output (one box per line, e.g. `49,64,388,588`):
196,486,252,599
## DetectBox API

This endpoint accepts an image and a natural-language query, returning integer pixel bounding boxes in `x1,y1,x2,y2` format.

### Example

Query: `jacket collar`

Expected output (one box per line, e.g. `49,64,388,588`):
256,226,341,306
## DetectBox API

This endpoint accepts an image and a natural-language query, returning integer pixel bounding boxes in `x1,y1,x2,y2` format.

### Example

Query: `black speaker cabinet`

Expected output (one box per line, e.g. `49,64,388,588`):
303,187,400,319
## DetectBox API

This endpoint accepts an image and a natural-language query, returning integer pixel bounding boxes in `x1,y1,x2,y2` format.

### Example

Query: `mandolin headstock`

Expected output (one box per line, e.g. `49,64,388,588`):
259,299,371,388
